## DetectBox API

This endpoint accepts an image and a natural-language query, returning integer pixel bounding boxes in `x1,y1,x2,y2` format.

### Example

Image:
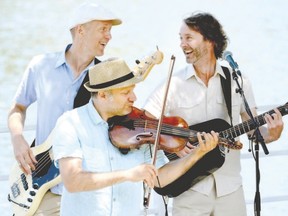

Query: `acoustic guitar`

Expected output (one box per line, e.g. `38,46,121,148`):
154,102,288,197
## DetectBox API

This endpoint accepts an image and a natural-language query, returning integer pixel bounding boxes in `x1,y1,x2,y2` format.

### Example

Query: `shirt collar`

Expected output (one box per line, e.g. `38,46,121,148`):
55,44,72,69
216,63,227,79
87,99,107,126
184,62,227,80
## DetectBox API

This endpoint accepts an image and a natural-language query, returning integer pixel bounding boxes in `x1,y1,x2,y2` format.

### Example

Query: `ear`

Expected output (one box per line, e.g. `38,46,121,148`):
75,24,85,36
97,91,106,99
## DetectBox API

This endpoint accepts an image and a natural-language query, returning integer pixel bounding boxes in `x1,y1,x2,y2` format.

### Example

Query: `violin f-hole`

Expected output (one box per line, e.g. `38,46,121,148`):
136,132,154,141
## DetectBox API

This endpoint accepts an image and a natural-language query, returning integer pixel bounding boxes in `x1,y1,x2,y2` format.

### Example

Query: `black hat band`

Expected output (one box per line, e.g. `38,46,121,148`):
89,72,135,89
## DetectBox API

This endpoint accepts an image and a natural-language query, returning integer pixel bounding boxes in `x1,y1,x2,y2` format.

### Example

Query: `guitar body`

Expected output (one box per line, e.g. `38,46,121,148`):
8,136,61,216
155,119,231,197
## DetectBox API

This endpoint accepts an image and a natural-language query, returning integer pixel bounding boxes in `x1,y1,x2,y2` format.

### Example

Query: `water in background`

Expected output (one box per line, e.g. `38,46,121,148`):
1,0,288,215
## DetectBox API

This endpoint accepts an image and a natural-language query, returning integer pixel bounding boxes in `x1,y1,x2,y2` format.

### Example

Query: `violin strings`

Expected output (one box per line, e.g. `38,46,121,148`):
131,119,199,158
133,119,196,138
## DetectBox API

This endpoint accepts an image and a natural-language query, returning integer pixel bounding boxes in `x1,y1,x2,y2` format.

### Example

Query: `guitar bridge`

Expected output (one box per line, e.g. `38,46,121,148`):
8,194,30,209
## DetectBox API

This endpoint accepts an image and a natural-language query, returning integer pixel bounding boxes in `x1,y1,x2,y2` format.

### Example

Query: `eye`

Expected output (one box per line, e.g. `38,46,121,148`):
187,36,193,40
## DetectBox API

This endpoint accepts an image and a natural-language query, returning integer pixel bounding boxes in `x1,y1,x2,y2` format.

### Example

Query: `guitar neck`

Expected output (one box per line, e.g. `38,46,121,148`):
220,103,288,139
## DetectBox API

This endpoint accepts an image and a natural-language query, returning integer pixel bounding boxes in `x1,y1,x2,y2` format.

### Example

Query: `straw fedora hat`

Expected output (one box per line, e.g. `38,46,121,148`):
84,58,142,92
68,3,122,30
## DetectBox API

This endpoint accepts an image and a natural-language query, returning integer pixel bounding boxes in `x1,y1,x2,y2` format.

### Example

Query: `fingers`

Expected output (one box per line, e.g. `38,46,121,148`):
16,149,37,175
13,136,37,175
176,143,195,158
197,131,219,152
144,164,158,188
17,156,33,175
264,109,284,142
265,109,283,125
129,164,158,188
143,166,157,188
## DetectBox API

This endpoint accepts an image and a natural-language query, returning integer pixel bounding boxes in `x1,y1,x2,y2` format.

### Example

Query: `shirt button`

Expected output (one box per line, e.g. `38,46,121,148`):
113,198,116,202
110,157,114,161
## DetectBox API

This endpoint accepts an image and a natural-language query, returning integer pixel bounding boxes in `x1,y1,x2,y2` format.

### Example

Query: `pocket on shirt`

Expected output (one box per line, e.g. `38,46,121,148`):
216,95,242,121
168,95,203,123
177,95,202,108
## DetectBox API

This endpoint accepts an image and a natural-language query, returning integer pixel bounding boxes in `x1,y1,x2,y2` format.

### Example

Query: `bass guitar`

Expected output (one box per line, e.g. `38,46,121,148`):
154,102,288,197
8,135,61,216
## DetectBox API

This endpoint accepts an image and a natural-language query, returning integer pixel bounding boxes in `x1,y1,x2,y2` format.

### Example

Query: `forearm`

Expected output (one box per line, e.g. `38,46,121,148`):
64,170,129,193
59,158,130,193
156,148,206,187
8,104,26,140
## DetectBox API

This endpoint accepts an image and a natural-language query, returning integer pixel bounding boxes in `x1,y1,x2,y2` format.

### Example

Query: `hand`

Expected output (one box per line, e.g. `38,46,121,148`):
176,142,196,158
264,109,284,142
196,131,219,156
12,135,37,175
126,164,158,188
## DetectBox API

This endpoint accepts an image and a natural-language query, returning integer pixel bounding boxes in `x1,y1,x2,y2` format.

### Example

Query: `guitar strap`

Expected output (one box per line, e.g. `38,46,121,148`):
73,58,101,108
220,66,233,126
31,58,101,147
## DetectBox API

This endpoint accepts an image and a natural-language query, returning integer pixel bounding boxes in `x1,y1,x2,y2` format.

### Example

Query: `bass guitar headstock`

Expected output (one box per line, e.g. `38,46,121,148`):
132,48,164,81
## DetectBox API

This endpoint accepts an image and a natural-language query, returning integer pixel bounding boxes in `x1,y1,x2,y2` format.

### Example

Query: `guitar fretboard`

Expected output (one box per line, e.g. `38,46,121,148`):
220,104,288,139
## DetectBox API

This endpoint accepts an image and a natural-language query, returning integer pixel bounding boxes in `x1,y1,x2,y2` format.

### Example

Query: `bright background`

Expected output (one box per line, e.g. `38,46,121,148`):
1,0,288,215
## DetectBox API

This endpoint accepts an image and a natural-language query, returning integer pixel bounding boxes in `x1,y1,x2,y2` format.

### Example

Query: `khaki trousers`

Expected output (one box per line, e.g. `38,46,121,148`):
34,191,61,216
173,186,247,216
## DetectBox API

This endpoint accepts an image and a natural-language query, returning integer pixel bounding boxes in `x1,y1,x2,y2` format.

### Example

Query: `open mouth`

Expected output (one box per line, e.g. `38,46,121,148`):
184,50,193,56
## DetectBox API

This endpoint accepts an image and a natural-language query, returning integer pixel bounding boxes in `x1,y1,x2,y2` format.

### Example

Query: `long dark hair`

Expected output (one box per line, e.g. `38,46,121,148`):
184,12,228,59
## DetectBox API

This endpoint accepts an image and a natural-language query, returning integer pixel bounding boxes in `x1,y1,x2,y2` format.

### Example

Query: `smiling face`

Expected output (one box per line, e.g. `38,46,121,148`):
179,22,213,65
80,20,114,57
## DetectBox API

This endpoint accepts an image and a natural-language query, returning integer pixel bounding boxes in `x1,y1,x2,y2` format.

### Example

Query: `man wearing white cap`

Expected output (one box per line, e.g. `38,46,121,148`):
51,57,219,215
8,2,121,215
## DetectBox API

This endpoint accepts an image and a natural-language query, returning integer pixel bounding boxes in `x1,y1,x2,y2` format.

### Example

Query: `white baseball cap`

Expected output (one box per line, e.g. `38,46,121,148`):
68,3,122,30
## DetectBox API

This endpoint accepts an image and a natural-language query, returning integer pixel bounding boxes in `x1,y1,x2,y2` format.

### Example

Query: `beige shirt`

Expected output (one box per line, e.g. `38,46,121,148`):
143,62,256,197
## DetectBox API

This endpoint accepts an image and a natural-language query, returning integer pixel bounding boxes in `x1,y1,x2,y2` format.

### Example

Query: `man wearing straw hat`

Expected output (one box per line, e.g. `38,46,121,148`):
8,2,121,215
51,57,219,215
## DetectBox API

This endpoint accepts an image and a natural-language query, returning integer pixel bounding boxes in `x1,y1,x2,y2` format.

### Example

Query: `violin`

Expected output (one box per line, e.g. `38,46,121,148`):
108,106,241,155
107,106,198,154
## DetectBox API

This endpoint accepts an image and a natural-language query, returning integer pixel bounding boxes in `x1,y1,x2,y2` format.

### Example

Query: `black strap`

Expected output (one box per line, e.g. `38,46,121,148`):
220,66,232,125
73,58,101,108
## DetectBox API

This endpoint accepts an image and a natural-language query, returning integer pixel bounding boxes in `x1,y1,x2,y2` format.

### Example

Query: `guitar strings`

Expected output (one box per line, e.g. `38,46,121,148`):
14,149,53,190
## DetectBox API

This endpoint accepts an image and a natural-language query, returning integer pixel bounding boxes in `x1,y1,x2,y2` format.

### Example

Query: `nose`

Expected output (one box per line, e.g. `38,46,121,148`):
130,91,137,102
105,30,112,40
180,39,187,48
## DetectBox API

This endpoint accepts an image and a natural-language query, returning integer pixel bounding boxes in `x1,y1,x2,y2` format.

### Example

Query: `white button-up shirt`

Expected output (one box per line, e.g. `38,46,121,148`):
144,63,256,197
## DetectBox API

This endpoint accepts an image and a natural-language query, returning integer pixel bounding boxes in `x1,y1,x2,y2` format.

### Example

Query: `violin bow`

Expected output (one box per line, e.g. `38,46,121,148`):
143,54,176,210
